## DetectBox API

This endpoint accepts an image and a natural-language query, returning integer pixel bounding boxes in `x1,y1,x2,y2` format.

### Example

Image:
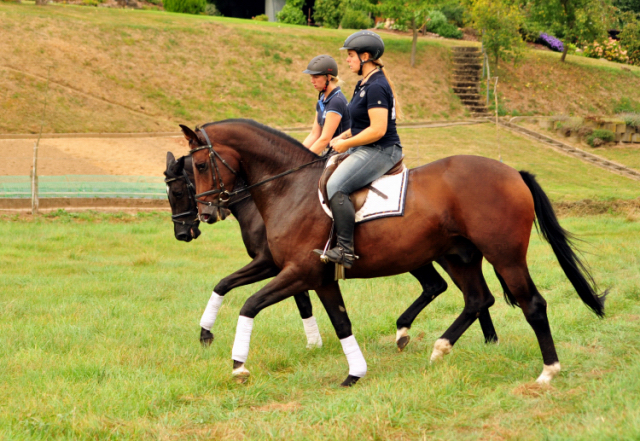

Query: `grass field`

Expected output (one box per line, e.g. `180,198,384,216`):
2,3,640,134
1,209,640,440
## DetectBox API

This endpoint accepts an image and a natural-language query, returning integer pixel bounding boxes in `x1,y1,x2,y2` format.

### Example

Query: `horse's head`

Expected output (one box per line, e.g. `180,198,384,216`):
180,124,239,225
164,151,201,241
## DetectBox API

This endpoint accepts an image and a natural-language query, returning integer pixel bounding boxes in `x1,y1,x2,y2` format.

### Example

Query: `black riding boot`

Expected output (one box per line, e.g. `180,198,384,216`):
322,192,358,269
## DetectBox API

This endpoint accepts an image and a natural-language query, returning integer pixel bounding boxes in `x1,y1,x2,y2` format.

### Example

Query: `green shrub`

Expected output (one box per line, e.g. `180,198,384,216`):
620,113,640,127
587,129,616,146
439,0,466,27
426,10,447,32
205,3,220,15
163,0,205,14
277,0,306,25
252,14,268,21
340,8,373,30
313,0,343,28
433,22,463,39
620,21,640,66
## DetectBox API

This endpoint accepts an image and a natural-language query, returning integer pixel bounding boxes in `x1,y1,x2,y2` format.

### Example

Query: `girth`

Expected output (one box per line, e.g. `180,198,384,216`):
319,153,405,212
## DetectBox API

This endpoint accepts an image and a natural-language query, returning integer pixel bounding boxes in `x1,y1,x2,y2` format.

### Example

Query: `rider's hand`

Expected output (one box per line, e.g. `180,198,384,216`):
332,139,349,153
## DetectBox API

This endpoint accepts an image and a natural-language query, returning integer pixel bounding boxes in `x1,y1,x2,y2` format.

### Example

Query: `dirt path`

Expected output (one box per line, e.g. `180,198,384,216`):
1,136,188,176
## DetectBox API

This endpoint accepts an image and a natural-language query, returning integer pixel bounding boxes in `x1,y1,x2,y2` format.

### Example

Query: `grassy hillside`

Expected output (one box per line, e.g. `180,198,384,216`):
1,4,640,134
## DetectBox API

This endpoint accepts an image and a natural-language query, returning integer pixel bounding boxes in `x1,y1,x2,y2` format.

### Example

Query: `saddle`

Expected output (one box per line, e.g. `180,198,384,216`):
319,153,405,212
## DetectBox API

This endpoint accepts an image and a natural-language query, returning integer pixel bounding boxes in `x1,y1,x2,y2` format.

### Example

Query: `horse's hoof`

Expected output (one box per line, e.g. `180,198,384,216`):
429,338,452,363
397,336,410,352
340,375,360,387
535,362,561,385
200,329,214,347
484,335,499,345
395,327,410,352
232,361,250,384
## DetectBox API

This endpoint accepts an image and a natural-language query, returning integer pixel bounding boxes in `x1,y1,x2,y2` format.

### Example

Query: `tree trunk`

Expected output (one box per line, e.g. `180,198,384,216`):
35,0,48,5
560,43,569,62
411,17,418,68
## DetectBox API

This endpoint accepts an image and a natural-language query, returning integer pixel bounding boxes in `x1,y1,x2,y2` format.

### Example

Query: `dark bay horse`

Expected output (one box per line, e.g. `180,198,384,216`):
182,119,605,387
164,151,500,351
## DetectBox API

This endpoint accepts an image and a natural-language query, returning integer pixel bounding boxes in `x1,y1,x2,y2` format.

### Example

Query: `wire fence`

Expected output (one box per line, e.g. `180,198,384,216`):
0,175,166,199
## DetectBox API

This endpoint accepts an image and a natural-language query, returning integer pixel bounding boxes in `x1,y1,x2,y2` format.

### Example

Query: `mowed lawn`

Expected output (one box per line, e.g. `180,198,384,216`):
1,209,640,440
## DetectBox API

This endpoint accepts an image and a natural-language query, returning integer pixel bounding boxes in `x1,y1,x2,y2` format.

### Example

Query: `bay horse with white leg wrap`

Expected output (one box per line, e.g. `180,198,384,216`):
165,152,500,350
183,119,606,387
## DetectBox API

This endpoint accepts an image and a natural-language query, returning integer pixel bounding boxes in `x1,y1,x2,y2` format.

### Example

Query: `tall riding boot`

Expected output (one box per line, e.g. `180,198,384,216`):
323,192,358,269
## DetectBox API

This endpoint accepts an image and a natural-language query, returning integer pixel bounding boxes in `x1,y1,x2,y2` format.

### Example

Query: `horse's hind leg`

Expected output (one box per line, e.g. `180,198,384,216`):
495,264,560,384
429,255,495,362
395,264,448,351
293,291,323,348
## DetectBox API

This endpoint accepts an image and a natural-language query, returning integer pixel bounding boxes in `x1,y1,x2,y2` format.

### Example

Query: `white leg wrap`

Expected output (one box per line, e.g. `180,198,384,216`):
430,338,452,362
231,316,254,363
302,316,323,348
340,335,367,378
396,327,409,343
535,362,561,385
199,291,224,331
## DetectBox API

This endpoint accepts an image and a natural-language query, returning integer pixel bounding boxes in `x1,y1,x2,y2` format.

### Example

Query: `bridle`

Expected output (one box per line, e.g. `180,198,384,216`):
190,126,327,209
164,169,199,226
190,127,239,208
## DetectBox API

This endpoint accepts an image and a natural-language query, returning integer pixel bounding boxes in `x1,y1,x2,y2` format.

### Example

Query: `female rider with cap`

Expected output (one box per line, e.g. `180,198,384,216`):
302,55,350,155
318,30,403,269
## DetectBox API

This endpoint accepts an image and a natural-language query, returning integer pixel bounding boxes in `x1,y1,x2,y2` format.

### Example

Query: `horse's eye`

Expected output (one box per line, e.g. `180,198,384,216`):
196,162,207,172
173,191,184,198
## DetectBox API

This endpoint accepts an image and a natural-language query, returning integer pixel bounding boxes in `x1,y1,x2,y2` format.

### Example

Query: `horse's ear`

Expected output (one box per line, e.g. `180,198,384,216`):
166,151,176,169
175,155,185,173
180,124,199,145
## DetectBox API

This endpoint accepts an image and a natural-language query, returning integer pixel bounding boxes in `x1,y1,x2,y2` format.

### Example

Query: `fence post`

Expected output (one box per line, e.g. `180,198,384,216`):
31,66,51,215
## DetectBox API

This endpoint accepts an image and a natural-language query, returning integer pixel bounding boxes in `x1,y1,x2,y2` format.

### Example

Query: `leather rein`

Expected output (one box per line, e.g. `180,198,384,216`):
190,127,326,208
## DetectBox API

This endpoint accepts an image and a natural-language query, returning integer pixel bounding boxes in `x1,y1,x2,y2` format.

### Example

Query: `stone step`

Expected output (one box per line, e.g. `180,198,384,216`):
473,113,492,118
454,75,481,82
454,87,479,94
454,66,482,73
457,94,483,100
461,98,482,105
452,46,481,52
453,55,482,63
453,81,479,88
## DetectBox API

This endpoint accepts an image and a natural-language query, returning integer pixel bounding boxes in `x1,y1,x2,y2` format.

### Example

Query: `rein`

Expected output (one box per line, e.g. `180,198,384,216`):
191,127,326,207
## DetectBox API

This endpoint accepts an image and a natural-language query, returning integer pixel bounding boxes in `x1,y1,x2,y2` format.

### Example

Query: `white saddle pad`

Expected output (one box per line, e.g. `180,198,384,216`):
318,156,409,224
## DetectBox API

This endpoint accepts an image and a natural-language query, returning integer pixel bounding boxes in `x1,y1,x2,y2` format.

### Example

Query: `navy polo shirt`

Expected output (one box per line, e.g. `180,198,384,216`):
349,70,401,148
315,87,350,139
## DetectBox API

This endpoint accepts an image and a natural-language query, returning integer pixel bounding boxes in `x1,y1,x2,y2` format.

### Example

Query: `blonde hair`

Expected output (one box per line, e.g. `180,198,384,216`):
328,74,345,88
371,58,404,121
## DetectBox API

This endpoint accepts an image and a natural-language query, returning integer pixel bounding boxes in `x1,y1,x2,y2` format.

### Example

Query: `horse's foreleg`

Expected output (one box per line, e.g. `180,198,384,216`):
395,264,448,351
293,291,323,348
230,268,309,382
495,265,560,384
200,256,280,347
430,256,495,363
315,281,366,387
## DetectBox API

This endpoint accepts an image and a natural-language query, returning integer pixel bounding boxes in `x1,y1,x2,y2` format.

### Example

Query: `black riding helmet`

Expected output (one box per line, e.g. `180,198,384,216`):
340,30,385,75
303,55,338,95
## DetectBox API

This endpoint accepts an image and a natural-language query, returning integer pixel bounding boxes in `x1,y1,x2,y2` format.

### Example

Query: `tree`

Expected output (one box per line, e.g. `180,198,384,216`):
382,0,435,67
277,0,307,25
525,0,614,62
314,0,345,28
469,0,525,67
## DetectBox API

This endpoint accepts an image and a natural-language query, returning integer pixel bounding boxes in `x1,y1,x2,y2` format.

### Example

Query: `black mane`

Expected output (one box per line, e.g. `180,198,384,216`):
199,119,320,159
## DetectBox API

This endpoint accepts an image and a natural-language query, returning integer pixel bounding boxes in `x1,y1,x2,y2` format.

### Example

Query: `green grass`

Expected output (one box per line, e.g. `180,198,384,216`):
1,210,640,439
585,145,640,171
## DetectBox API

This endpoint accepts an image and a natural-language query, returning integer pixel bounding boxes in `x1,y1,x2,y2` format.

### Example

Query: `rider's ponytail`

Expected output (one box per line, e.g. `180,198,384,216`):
372,58,404,121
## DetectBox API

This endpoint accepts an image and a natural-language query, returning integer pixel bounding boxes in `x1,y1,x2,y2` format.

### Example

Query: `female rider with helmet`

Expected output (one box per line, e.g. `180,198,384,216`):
302,55,350,155
318,30,403,269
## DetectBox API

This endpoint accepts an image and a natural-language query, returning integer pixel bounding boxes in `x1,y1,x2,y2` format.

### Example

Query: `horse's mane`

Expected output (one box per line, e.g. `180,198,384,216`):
199,119,320,161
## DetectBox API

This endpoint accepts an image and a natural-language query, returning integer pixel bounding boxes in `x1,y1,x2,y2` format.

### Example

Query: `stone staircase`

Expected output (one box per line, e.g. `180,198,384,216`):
451,47,490,118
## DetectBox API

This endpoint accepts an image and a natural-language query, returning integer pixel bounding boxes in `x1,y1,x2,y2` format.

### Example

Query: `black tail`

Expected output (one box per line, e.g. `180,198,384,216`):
519,171,606,317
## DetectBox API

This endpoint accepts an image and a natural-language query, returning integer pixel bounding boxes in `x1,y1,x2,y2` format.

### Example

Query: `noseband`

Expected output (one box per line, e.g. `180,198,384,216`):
164,169,199,226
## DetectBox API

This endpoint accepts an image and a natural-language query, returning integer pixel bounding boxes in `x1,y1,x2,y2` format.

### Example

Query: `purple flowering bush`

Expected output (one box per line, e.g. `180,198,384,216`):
537,33,564,52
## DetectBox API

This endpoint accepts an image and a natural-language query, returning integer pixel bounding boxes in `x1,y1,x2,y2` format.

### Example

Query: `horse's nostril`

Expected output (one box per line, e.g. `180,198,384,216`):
176,233,189,241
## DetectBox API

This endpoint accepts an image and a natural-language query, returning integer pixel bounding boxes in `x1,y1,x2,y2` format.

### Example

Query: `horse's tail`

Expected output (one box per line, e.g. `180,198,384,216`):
519,171,606,317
